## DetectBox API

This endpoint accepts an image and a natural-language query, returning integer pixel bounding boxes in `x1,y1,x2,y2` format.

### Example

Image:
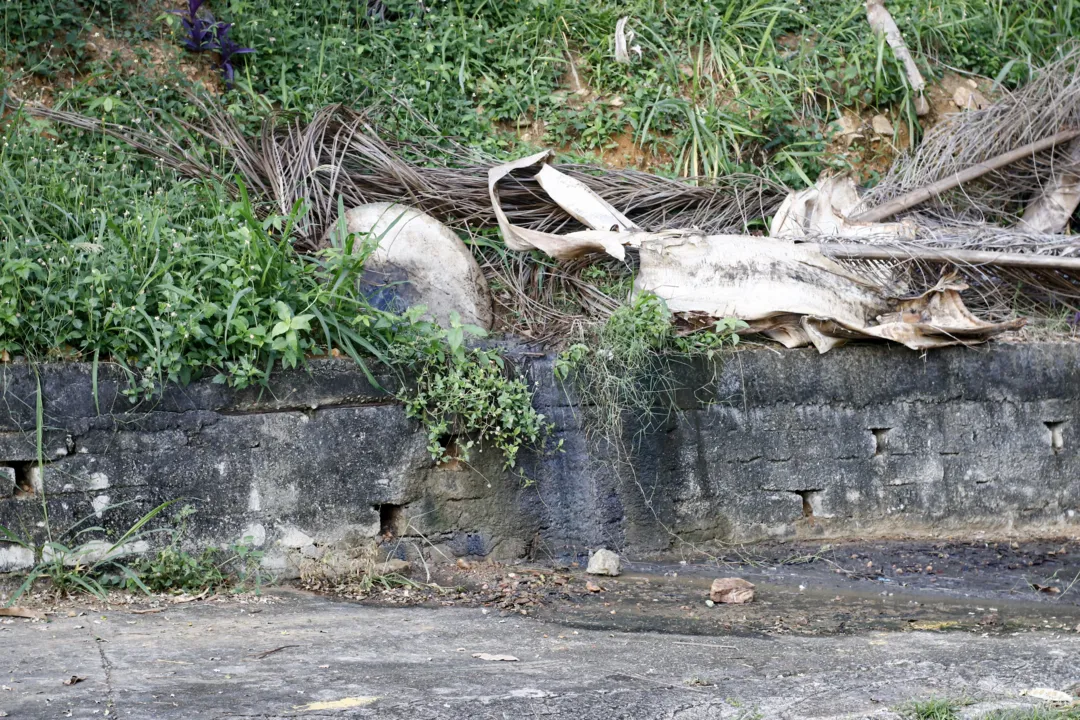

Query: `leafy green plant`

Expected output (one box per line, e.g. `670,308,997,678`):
0,123,392,397
396,311,552,471
126,504,225,594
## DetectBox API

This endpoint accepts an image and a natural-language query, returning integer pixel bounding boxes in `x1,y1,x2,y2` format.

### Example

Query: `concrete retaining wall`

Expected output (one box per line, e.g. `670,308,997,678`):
1,342,1078,572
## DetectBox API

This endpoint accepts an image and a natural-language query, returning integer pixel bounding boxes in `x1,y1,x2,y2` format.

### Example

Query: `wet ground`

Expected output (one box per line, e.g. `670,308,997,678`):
3,537,1079,718
309,536,1080,638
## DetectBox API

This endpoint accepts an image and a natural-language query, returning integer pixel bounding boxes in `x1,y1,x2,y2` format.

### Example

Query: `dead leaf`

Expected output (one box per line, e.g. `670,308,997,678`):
472,653,519,662
0,608,45,621
294,697,378,712
1032,583,1061,595
1021,688,1073,703
63,676,86,686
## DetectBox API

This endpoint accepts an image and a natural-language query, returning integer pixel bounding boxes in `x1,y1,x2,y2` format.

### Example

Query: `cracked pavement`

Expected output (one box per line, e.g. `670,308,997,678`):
4,589,1079,719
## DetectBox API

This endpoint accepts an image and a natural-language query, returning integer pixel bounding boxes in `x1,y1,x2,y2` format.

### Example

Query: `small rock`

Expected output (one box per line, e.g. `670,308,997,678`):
953,85,989,111
834,113,863,147
586,549,621,577
456,558,472,570
871,114,894,137
341,203,493,330
709,578,755,604
300,544,323,559
914,93,930,116
586,580,602,593
705,599,715,608
373,559,410,575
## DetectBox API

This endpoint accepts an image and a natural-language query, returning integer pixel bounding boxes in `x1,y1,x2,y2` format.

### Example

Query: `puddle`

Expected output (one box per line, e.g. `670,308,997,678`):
535,568,1080,637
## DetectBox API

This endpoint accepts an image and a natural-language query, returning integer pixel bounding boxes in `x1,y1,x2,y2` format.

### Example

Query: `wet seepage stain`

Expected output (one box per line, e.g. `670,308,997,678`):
312,537,1080,639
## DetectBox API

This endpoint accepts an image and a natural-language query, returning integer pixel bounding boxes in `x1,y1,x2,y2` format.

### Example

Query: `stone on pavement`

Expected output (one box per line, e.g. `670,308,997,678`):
586,549,621,576
710,577,755,604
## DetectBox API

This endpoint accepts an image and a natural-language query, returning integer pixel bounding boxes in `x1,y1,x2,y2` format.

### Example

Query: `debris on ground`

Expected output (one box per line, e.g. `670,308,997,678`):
1020,688,1074,703
865,0,928,115
709,578,756,605
293,697,379,712
472,652,519,662
586,549,622,576
613,17,640,65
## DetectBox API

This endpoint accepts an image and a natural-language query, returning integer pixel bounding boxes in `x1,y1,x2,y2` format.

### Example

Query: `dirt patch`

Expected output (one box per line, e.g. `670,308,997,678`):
825,109,913,182
924,71,1000,124
5,25,220,107
85,30,222,93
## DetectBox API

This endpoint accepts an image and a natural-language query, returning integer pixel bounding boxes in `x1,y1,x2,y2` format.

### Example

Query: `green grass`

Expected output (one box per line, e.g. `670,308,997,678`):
7,0,1080,187
223,0,1080,185
904,698,969,720
0,119,398,394
901,698,1080,720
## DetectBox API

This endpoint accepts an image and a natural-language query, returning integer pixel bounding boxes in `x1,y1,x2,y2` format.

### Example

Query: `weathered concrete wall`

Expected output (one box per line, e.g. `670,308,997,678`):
1,342,1078,572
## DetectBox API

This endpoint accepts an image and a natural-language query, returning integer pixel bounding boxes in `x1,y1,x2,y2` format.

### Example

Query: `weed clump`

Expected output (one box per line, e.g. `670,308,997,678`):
555,292,745,447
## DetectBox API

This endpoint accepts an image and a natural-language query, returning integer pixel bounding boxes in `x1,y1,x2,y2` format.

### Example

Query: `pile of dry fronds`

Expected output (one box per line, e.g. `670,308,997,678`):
15,96,785,338
863,51,1080,225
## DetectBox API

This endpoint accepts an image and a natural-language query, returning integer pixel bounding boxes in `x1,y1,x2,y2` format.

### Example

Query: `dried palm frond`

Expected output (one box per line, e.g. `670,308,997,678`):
17,96,785,252
815,221,1080,319
862,47,1080,223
